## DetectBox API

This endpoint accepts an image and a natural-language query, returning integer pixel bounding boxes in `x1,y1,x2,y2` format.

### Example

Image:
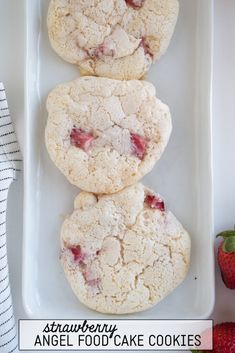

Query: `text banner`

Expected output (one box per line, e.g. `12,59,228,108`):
19,319,213,351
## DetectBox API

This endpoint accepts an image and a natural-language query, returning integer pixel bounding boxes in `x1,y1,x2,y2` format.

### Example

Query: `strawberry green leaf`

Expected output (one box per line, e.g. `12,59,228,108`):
222,237,235,253
216,230,235,239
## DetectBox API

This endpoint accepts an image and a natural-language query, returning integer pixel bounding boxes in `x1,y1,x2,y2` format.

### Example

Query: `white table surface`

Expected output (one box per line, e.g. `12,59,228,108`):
0,0,235,352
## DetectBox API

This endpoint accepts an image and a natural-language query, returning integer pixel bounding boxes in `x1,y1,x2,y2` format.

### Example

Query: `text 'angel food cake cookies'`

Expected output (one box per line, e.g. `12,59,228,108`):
47,0,179,80
45,77,172,194
60,183,191,314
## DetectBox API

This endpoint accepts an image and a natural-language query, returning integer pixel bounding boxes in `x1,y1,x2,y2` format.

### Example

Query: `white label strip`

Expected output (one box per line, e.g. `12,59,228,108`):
19,319,213,351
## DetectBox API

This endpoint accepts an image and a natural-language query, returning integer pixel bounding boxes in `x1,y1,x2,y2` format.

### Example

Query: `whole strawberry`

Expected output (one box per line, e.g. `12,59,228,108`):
193,322,235,353
217,230,235,289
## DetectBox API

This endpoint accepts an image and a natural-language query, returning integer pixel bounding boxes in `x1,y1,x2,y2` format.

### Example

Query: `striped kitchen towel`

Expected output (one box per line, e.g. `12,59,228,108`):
0,83,22,352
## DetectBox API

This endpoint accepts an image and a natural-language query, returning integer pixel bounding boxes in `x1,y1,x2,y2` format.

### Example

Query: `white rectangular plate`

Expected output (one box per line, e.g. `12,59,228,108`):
23,0,214,319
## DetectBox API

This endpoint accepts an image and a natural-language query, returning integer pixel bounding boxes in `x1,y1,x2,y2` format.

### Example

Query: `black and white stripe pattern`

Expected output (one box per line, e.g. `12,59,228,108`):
0,83,21,353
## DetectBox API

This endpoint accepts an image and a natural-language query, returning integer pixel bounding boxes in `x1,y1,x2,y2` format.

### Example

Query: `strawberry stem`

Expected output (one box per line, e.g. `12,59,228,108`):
216,230,235,238
222,237,235,253
217,230,235,253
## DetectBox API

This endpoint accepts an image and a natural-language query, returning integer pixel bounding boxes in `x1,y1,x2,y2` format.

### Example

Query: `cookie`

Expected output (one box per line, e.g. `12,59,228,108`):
47,0,179,80
60,183,191,314
45,76,172,194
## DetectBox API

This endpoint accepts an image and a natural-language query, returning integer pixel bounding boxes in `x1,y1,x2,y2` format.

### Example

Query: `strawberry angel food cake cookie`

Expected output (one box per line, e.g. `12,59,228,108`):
47,0,179,80
45,76,172,194
60,183,191,314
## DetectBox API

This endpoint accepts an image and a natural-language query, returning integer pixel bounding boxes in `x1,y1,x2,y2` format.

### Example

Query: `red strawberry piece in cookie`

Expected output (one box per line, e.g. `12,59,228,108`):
125,0,145,9
70,128,94,152
83,271,101,288
130,133,148,160
145,194,165,212
69,245,86,263
140,37,154,58
94,40,115,58
86,278,101,287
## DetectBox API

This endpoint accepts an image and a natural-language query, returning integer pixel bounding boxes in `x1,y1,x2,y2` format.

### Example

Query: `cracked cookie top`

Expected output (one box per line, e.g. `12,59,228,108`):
47,0,179,80
60,183,191,314
45,76,172,194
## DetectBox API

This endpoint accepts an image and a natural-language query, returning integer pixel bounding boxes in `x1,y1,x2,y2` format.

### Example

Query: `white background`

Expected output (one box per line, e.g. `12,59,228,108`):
0,0,234,352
